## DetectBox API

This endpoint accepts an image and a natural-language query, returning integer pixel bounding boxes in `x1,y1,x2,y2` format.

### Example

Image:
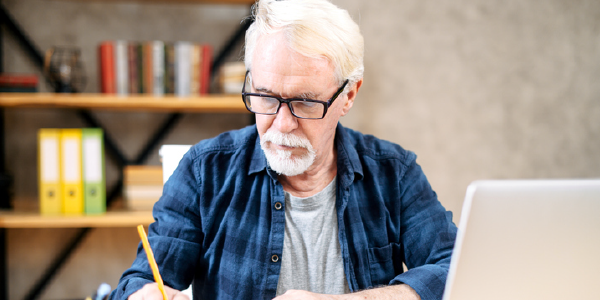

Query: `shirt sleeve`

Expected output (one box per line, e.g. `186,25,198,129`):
110,151,203,300
390,158,457,300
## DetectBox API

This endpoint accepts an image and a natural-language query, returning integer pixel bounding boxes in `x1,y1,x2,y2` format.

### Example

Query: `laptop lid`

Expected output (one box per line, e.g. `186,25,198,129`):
443,180,600,300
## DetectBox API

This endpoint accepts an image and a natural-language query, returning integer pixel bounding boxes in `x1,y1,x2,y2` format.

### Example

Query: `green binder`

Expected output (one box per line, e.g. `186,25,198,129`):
82,128,106,214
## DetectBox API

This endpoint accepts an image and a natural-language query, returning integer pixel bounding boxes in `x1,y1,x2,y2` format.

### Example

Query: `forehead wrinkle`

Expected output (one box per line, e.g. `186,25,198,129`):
251,31,337,98
252,74,325,100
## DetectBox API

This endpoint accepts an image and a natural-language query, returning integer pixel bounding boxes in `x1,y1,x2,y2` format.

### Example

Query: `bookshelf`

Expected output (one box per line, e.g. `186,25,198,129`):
1,1,255,299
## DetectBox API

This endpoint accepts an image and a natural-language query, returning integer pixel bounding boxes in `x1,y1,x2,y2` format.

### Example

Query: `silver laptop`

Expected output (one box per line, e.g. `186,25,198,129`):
443,180,600,300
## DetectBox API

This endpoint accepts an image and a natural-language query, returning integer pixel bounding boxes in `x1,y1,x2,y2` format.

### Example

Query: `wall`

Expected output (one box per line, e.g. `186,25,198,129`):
2,0,600,299
335,0,600,217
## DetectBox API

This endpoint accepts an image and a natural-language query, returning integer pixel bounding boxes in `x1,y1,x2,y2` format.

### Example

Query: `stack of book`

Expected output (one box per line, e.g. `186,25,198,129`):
98,40,212,96
218,61,246,94
0,73,38,92
38,128,105,215
123,165,163,211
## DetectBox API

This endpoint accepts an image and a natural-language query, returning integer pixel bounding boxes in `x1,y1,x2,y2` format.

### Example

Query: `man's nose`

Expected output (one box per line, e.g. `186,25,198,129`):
273,103,298,133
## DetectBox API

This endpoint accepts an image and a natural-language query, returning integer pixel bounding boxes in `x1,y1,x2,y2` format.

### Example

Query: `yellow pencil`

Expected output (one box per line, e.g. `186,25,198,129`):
137,224,169,300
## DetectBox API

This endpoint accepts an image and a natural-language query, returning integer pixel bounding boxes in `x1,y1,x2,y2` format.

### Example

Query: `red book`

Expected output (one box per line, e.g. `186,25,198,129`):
200,44,213,95
0,74,38,88
99,41,116,94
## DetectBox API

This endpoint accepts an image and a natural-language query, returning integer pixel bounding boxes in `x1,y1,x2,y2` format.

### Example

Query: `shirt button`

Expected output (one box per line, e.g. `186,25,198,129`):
271,254,279,263
274,202,282,210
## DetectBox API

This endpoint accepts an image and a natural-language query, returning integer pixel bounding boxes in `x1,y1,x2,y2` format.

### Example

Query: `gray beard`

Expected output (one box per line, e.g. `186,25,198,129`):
262,146,316,176
260,130,317,176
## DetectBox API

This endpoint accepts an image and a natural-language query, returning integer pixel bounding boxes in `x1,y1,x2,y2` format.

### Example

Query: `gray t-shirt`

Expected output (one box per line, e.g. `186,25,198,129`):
276,177,350,296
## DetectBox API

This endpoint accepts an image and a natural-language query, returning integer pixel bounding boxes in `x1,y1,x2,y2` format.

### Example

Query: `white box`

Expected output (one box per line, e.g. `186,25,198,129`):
159,144,192,184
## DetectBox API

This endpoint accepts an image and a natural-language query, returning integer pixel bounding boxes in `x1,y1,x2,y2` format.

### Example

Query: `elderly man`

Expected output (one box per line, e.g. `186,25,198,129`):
112,0,457,299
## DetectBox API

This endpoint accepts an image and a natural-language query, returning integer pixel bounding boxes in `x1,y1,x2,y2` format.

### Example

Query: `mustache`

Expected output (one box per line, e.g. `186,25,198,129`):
261,130,313,149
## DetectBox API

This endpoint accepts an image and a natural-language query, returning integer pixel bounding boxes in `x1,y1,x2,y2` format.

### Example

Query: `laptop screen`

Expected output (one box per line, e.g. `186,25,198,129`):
443,180,600,300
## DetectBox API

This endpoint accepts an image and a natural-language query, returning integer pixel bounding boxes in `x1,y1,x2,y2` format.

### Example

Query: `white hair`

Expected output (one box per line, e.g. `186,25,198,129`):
244,0,364,90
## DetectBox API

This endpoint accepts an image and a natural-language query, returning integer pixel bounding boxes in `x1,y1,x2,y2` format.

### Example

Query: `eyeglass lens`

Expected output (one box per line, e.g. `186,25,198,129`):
244,95,326,119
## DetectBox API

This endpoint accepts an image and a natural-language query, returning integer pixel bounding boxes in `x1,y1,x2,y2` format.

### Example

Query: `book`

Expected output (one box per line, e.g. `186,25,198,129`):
0,74,39,89
98,42,116,94
144,42,154,94
218,61,246,94
128,42,139,94
82,128,106,215
200,44,213,95
137,43,145,93
164,43,175,94
38,129,62,215
175,41,192,97
123,165,163,211
191,44,201,95
124,165,164,186
0,87,38,93
115,40,129,96
60,129,84,215
152,40,165,96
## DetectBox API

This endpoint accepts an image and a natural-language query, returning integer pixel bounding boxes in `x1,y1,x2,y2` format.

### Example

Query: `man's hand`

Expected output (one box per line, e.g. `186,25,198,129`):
273,284,421,300
127,283,190,300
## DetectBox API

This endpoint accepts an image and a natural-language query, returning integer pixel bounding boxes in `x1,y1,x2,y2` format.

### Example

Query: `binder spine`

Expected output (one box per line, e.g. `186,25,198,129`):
38,129,62,215
60,129,84,215
82,128,106,214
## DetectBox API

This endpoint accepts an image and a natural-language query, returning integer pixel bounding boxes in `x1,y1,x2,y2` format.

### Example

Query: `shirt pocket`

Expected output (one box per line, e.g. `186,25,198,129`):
367,243,404,287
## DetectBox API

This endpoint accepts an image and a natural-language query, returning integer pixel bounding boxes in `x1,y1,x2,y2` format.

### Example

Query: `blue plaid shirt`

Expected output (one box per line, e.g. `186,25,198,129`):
111,123,457,300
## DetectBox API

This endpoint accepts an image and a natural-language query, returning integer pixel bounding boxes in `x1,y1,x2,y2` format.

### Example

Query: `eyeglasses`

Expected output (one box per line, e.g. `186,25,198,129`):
241,71,349,120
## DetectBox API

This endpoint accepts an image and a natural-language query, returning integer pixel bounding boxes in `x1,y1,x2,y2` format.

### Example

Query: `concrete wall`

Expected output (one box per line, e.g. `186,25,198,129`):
2,0,599,299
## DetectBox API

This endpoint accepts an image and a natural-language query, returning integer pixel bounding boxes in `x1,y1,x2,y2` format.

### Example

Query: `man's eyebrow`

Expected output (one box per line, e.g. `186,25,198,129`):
254,87,274,94
298,91,321,100
254,86,321,100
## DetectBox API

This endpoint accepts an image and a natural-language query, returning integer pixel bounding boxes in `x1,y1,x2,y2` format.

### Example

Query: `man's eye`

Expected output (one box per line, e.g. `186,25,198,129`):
262,97,280,107
292,101,323,115
296,101,318,108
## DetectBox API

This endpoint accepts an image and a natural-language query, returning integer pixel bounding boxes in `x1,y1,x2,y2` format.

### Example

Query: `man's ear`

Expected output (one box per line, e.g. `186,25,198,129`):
341,78,363,116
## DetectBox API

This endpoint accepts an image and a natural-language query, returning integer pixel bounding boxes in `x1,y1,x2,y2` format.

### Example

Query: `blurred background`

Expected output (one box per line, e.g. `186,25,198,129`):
2,0,599,298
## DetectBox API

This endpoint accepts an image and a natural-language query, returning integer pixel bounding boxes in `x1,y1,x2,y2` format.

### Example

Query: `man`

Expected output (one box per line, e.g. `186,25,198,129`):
112,0,457,299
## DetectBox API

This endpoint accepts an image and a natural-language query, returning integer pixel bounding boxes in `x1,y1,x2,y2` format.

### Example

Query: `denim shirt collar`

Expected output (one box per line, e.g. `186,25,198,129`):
248,132,268,176
335,123,364,187
247,123,364,186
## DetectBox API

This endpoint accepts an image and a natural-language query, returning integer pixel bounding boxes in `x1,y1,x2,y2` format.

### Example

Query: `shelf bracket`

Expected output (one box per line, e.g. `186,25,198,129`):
0,3,46,77
24,229,91,300
0,3,47,210
211,16,253,79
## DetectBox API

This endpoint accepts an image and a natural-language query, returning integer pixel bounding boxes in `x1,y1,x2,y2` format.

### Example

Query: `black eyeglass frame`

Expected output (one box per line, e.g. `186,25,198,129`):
241,71,350,120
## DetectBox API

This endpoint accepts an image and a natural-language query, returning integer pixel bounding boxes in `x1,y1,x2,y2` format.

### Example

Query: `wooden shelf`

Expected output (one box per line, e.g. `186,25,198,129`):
0,210,154,228
0,93,249,113
60,0,256,4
